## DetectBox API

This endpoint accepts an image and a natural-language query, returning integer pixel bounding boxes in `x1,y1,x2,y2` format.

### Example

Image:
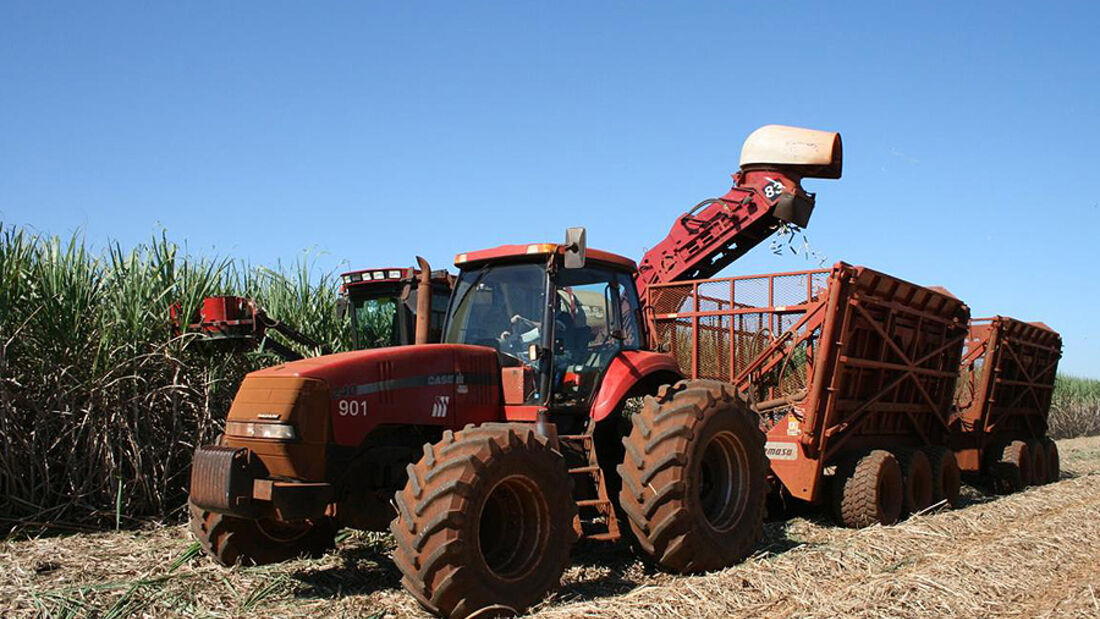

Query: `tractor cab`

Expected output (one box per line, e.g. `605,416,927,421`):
340,266,453,348
446,232,644,413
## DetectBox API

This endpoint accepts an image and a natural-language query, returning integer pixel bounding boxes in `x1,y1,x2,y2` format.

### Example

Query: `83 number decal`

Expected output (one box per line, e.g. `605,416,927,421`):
762,178,785,203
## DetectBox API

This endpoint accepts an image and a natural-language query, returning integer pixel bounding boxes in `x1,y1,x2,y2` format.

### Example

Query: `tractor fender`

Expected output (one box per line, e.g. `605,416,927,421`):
589,350,683,422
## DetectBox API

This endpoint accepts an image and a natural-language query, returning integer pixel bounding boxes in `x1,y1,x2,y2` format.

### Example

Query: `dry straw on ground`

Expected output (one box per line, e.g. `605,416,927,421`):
4,435,1100,618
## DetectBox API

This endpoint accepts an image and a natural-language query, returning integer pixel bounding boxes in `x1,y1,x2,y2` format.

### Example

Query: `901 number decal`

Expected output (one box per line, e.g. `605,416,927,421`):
338,399,366,416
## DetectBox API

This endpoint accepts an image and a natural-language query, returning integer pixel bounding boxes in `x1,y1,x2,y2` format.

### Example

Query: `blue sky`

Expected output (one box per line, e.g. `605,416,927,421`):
2,2,1098,376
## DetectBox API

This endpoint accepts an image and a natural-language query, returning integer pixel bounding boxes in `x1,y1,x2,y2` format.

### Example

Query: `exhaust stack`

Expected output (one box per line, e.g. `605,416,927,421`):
414,256,432,345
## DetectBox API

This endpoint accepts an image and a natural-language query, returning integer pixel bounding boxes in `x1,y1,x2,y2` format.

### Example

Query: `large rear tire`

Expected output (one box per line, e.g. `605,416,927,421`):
1041,437,1060,484
189,501,337,566
617,379,767,573
925,446,961,507
833,450,903,528
391,424,576,619
896,449,933,516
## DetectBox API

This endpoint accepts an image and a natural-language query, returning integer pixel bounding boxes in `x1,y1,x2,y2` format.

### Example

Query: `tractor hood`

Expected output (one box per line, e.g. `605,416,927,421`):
251,343,496,385
245,344,503,447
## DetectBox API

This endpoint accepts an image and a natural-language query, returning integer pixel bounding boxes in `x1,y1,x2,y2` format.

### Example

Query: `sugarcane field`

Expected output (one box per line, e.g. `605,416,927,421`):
3,3,1100,618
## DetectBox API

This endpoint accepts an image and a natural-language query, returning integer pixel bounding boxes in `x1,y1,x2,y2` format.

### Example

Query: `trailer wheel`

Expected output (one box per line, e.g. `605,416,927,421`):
1028,440,1047,487
896,449,933,516
990,440,1031,494
1041,437,1060,483
618,379,766,573
188,501,337,566
924,446,961,507
391,424,575,619
833,450,903,528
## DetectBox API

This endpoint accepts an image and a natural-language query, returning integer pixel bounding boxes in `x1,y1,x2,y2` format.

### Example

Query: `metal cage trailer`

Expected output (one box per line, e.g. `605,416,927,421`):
951,316,1062,493
649,262,971,527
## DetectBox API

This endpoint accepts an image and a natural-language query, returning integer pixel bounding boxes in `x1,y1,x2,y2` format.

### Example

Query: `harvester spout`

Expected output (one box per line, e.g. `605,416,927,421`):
736,124,843,229
739,124,843,180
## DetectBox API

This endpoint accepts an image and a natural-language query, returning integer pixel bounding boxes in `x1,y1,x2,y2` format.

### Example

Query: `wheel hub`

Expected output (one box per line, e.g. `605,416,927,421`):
699,430,750,531
477,475,549,580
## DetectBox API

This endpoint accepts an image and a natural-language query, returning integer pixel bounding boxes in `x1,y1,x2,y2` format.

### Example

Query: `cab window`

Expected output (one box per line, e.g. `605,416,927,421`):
552,266,639,408
353,295,400,348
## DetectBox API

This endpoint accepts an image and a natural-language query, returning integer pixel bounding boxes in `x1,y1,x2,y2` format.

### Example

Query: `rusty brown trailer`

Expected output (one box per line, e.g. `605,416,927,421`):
951,316,1062,476
649,262,970,504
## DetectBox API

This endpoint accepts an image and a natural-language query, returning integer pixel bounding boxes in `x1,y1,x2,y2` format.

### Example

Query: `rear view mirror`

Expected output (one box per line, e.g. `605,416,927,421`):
335,298,349,320
564,227,586,269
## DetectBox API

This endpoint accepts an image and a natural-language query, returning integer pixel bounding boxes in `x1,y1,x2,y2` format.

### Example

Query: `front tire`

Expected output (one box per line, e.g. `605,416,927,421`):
189,501,337,566
391,423,576,619
617,379,767,573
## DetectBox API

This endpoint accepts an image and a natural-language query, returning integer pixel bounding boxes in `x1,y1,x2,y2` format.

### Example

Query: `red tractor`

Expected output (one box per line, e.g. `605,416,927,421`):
188,125,843,618
340,258,454,348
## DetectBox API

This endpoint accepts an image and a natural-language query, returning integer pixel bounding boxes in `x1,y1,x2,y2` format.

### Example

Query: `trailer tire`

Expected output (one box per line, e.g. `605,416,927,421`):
188,501,337,566
990,440,1030,494
618,379,766,573
896,449,933,516
1041,437,1060,483
1028,440,1047,488
924,446,961,508
833,450,903,528
391,423,576,619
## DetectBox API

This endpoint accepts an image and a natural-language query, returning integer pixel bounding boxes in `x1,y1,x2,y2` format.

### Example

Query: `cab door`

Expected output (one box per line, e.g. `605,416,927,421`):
551,266,642,410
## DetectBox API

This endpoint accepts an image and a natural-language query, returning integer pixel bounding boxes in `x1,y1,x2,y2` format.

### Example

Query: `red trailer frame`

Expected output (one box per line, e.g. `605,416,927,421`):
649,262,970,503
951,316,1062,475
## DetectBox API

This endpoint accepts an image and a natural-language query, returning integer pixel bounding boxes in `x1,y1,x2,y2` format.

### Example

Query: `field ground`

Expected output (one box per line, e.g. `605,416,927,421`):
4,435,1100,619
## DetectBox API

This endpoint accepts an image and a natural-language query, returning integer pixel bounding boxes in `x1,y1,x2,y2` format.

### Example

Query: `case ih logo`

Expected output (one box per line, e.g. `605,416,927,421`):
431,395,450,418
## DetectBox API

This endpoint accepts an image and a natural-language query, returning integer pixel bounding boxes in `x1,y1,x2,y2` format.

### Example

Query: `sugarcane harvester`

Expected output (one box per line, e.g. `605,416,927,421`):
340,257,454,348
175,258,453,360
188,125,843,619
172,295,332,361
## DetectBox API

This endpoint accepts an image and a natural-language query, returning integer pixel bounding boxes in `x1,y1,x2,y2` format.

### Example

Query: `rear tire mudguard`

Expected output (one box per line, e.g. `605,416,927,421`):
589,350,682,422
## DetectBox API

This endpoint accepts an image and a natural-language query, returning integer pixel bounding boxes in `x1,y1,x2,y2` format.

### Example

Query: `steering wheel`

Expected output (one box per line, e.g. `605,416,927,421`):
496,315,538,363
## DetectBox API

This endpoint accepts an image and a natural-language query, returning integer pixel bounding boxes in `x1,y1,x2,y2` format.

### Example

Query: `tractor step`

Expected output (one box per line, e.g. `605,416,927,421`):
584,532,618,542
559,429,621,543
559,434,591,443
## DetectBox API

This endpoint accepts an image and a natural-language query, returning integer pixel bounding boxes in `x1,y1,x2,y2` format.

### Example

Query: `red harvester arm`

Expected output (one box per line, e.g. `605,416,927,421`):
635,125,843,303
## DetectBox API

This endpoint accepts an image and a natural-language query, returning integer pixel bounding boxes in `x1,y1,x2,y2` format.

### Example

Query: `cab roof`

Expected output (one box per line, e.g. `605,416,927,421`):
340,267,450,288
454,243,636,271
